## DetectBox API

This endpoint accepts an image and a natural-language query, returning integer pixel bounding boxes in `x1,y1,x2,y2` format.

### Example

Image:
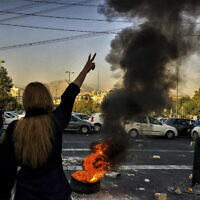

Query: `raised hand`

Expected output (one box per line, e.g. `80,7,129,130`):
84,53,96,73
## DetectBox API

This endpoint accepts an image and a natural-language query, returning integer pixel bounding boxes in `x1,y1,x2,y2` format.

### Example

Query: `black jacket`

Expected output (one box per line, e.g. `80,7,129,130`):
0,83,80,200
192,138,200,186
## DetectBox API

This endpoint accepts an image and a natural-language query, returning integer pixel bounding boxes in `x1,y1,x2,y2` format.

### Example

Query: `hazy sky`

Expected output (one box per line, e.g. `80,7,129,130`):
0,0,200,96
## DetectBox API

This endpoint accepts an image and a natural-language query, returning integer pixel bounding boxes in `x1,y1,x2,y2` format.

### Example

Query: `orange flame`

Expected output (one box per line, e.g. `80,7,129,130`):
72,143,111,183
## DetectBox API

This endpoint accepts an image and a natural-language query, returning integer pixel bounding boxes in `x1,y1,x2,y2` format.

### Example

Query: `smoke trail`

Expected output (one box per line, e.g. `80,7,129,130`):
96,0,200,167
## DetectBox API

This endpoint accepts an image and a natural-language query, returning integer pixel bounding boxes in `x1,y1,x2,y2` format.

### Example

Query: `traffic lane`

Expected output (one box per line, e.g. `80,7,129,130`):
63,133,193,151
62,150,193,166
62,135,194,166
64,169,193,200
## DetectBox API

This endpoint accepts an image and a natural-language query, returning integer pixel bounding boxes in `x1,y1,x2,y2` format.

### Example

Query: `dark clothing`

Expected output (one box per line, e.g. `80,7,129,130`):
192,138,200,187
0,110,3,126
194,119,200,127
0,83,80,200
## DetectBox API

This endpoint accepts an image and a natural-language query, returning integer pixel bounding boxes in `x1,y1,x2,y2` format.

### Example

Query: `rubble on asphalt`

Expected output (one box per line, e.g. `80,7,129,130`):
154,193,167,200
168,186,182,195
105,172,121,178
152,155,160,159
127,173,135,177
189,174,193,180
144,178,150,183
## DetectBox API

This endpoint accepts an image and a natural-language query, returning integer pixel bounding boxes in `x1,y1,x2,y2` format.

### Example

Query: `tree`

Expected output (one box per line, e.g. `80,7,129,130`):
0,66,22,110
0,66,13,97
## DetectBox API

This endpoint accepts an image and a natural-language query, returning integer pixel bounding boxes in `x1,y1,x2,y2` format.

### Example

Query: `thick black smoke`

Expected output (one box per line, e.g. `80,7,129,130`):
97,0,200,167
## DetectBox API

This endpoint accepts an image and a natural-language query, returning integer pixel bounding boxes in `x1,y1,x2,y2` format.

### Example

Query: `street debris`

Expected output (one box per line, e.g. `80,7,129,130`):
127,173,135,177
189,174,193,180
144,178,150,183
105,171,121,178
168,186,182,194
154,193,167,200
138,188,145,191
153,155,160,159
138,144,144,148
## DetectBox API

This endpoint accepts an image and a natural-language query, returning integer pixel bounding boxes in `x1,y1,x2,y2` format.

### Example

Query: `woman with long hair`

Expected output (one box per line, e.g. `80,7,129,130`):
0,53,96,200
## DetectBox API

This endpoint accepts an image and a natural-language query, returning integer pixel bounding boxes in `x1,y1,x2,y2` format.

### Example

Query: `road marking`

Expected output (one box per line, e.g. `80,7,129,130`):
63,165,192,171
62,148,193,153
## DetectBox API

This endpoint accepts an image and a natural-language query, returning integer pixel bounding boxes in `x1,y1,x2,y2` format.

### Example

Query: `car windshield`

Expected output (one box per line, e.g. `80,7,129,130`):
149,117,162,125
165,118,174,124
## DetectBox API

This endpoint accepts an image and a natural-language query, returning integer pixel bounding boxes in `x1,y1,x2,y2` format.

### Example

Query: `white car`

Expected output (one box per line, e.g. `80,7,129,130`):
124,116,178,139
191,126,200,140
90,113,103,132
17,111,25,119
3,112,18,129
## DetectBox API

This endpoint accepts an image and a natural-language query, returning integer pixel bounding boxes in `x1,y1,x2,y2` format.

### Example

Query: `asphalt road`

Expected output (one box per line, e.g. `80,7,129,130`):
62,132,196,200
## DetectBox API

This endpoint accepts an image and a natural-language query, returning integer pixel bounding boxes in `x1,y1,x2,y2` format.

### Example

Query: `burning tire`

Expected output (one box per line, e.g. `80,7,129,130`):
70,177,100,194
128,129,138,138
165,131,175,139
80,126,89,134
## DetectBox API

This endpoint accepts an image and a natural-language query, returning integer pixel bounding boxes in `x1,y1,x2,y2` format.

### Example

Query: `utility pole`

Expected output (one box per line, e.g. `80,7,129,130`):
176,65,179,118
97,70,100,91
65,70,74,83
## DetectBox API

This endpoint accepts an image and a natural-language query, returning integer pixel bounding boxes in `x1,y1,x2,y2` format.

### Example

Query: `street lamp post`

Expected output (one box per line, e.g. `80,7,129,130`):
65,70,74,83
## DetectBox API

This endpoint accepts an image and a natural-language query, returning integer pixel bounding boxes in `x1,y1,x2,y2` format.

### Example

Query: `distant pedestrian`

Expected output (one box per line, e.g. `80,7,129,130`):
194,116,200,127
0,53,96,200
0,106,4,136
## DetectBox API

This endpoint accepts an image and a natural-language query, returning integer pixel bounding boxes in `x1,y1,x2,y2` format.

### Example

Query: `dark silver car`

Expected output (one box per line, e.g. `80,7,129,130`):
64,115,95,134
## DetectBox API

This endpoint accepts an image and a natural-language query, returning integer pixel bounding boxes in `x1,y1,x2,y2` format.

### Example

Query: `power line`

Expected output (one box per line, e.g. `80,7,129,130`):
0,10,130,23
0,22,119,33
0,0,94,23
1,10,200,24
0,0,59,16
0,30,118,51
23,0,100,7
0,29,199,51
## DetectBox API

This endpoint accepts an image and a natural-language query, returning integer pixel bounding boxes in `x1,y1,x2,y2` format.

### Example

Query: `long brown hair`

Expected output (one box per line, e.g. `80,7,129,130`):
14,82,55,168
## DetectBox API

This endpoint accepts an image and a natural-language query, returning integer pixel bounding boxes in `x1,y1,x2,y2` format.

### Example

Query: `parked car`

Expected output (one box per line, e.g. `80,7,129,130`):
157,117,168,124
64,115,95,134
73,113,91,122
3,112,18,130
164,118,194,137
124,116,178,139
191,126,200,140
90,113,103,132
17,110,25,119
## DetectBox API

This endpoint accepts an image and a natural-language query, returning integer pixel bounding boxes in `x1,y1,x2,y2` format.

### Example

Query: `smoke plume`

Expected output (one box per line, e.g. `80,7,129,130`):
97,0,200,166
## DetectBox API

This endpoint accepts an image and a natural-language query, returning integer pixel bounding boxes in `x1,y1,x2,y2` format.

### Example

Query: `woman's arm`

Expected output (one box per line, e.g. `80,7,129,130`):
73,53,96,88
53,53,96,130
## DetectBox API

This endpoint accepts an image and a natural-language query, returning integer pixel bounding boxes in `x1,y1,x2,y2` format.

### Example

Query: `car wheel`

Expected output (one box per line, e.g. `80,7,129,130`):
94,124,101,132
192,131,199,140
80,126,89,134
166,131,175,139
128,129,138,138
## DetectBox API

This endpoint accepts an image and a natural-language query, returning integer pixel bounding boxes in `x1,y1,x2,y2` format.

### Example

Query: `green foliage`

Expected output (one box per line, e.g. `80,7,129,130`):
171,89,200,117
0,66,13,97
73,99,101,114
0,66,22,111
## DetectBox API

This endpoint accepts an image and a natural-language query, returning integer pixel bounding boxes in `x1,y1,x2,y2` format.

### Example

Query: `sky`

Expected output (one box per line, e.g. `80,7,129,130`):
0,0,200,96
